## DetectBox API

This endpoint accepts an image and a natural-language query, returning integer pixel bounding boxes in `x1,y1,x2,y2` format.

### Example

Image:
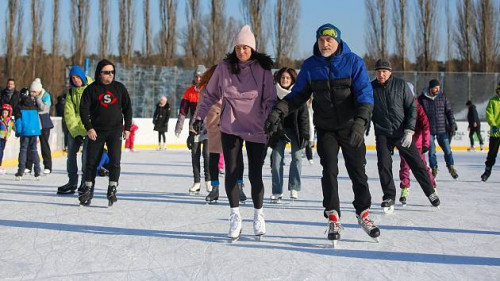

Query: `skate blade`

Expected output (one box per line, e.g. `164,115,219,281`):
206,200,218,204
255,234,264,241
15,177,21,181
401,203,407,207
383,206,395,214
189,191,201,195
331,240,339,248
372,237,380,243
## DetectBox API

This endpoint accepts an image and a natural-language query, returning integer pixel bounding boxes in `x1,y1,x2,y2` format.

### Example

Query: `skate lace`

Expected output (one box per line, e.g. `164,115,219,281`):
428,193,438,202
325,220,343,234
360,216,375,230
229,213,241,233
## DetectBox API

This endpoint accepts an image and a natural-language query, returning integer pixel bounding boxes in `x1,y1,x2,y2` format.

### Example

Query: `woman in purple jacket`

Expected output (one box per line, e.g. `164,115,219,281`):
194,25,277,241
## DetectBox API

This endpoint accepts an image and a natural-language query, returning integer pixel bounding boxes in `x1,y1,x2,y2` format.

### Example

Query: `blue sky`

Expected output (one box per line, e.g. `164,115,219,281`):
0,0,457,60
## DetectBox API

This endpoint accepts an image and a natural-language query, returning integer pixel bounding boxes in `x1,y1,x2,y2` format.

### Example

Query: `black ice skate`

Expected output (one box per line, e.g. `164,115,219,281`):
205,186,219,203
357,209,380,242
78,183,94,206
57,183,77,195
107,185,118,207
325,210,342,248
381,198,395,213
399,188,409,206
481,166,492,182
238,183,247,203
428,192,440,208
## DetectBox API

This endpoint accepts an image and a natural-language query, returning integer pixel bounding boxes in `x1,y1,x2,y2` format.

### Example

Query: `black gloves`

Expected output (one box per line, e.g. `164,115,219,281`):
74,135,84,144
186,133,194,150
349,118,366,147
449,123,457,137
422,146,429,153
265,100,289,149
193,119,203,135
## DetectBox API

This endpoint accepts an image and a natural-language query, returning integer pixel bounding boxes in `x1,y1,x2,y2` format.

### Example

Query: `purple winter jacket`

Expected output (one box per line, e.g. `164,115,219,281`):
196,59,277,144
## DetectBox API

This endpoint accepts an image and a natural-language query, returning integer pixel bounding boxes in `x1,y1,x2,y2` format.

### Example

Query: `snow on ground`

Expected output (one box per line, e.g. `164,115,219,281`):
1,148,499,280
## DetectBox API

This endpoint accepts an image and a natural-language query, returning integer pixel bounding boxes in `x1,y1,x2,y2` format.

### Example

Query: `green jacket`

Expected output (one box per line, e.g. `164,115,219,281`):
486,94,500,138
65,76,93,138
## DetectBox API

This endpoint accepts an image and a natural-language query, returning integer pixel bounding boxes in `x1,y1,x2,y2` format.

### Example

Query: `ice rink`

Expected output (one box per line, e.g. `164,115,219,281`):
1,148,499,280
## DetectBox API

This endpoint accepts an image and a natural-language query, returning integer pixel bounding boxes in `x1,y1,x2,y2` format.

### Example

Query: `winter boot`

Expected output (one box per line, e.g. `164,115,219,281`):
107,182,118,207
57,182,77,195
189,182,201,194
78,182,94,206
325,210,342,245
357,209,380,241
238,183,247,203
481,166,492,182
77,181,86,196
228,208,242,242
431,167,438,178
205,185,219,203
399,188,410,205
253,208,266,237
447,165,458,179
428,192,440,207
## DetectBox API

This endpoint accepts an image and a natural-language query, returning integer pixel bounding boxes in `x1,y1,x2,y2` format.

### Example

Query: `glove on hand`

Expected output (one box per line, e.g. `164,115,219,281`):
192,119,204,135
186,133,194,150
401,130,414,148
422,146,429,153
449,123,457,137
349,118,366,147
74,135,84,144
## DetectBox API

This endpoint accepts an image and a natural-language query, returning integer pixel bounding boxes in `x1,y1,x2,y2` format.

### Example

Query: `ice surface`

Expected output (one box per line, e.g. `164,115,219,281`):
1,149,499,280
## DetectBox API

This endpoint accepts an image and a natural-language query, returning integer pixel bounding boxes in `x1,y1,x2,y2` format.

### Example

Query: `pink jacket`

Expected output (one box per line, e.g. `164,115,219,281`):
413,99,430,149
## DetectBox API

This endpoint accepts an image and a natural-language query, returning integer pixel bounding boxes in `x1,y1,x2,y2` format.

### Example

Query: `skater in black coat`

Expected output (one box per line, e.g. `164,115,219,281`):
153,96,171,150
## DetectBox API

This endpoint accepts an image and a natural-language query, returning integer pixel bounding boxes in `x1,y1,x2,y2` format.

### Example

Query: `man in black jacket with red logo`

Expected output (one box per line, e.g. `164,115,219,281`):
79,59,133,207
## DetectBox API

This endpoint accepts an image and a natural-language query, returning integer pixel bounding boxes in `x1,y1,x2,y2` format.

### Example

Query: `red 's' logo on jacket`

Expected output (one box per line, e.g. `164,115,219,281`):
98,91,118,108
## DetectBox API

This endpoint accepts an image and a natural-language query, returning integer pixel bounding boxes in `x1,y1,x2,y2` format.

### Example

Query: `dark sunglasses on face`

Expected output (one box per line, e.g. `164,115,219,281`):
101,70,115,75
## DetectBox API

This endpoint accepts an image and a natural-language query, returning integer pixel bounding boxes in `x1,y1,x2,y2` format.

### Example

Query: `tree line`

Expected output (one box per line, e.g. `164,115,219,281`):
1,0,499,98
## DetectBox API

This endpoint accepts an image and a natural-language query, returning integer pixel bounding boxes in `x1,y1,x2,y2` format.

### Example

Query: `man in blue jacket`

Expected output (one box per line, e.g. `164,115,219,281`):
265,23,379,246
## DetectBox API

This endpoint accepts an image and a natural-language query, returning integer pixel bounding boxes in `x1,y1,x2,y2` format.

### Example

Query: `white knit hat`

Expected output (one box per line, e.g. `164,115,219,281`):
30,78,43,92
232,25,256,51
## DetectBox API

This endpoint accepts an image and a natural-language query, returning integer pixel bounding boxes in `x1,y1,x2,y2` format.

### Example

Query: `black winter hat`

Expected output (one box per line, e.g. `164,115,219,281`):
374,59,392,71
429,79,440,89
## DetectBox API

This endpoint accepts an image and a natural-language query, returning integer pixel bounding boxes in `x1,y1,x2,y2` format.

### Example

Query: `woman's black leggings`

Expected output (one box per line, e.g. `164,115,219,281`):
221,132,265,209
158,132,166,143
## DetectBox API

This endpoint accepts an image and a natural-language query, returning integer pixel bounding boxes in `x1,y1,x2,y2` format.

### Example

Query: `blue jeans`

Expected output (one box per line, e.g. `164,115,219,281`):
67,135,88,185
271,128,303,195
429,133,454,168
18,136,40,174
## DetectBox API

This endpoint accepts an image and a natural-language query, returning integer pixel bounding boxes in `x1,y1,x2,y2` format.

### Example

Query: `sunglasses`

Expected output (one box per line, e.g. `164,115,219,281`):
101,70,115,75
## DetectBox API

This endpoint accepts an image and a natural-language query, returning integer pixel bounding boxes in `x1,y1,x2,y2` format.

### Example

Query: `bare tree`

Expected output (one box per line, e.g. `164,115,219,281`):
143,0,151,58
31,0,43,78
445,0,454,71
240,0,268,52
52,0,60,92
454,0,473,72
159,0,177,65
392,0,408,70
365,0,388,60
273,0,299,67
414,0,439,71
6,0,20,78
207,0,226,64
119,0,135,64
71,0,90,66
99,0,110,57
471,0,497,72
183,0,204,66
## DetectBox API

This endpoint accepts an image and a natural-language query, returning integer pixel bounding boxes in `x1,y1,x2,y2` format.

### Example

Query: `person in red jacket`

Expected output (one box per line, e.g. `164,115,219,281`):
125,120,139,152
398,85,436,205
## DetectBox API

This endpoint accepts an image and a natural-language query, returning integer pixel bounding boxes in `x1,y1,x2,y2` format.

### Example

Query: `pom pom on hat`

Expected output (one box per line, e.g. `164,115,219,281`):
30,78,43,92
233,25,256,51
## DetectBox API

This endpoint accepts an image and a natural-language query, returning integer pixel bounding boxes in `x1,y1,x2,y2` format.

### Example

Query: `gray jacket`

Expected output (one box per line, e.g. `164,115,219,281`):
371,76,416,138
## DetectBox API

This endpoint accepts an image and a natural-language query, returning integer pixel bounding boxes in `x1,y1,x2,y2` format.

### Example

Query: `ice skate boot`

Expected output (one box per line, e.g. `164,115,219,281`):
399,188,409,206
77,182,86,196
448,165,458,180
34,172,40,181
205,185,219,203
480,144,484,151
431,167,438,178
428,192,440,208
205,181,212,192
57,183,77,195
253,208,266,240
467,145,475,152
15,171,23,181
78,182,94,206
357,209,380,242
270,194,282,204
325,210,342,248
107,184,118,207
228,209,242,242
381,198,395,213
290,190,299,200
238,183,247,203
189,182,201,194
481,166,492,182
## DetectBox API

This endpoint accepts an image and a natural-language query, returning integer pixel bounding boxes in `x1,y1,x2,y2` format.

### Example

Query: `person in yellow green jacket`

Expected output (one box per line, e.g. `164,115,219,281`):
0,104,15,174
481,83,500,182
57,65,93,194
